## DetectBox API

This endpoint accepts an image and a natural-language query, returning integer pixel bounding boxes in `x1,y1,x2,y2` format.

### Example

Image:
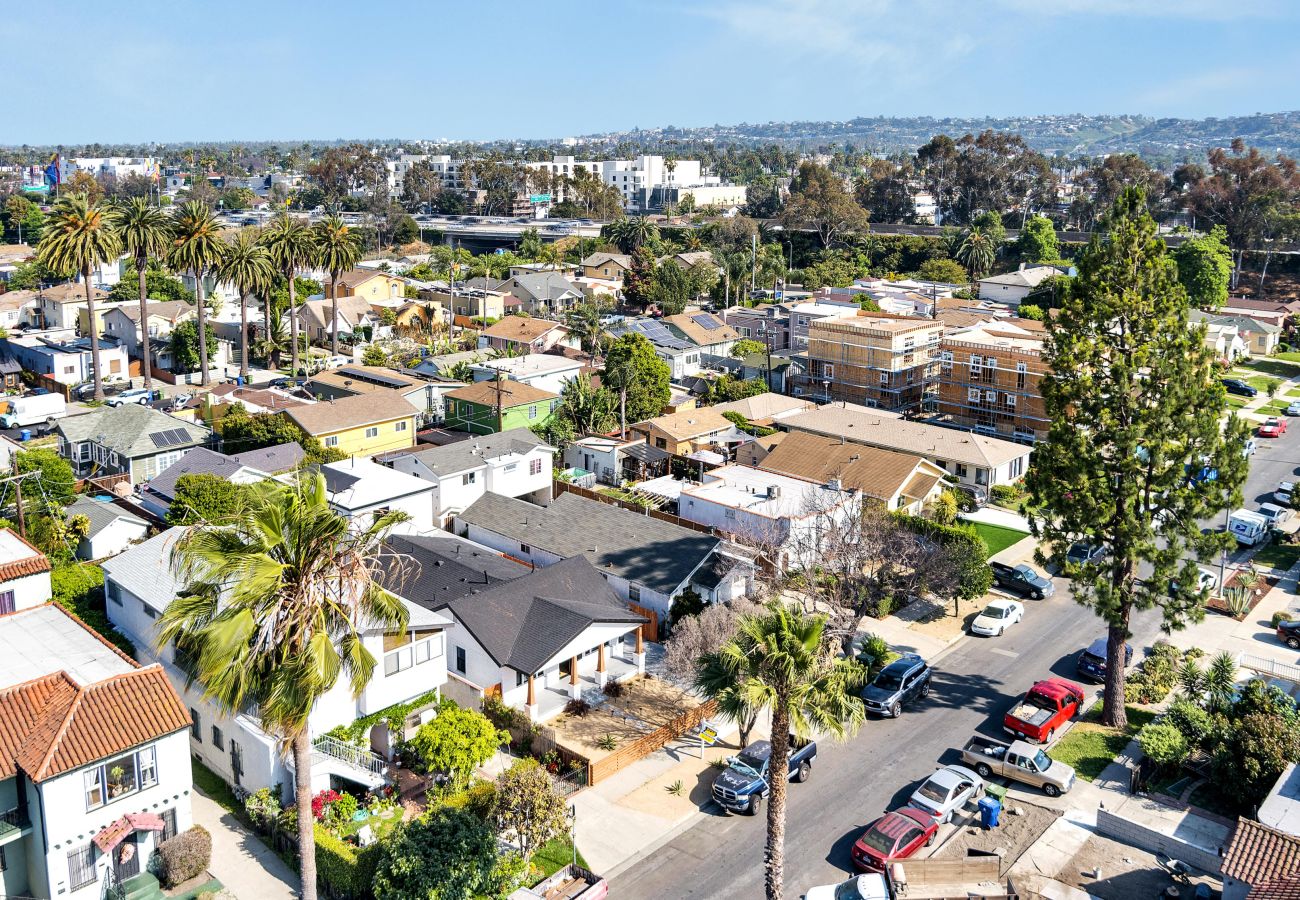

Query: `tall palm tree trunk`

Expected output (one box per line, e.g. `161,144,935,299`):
195,272,211,386
238,290,250,379
765,702,791,900
291,731,319,900
84,269,104,401
137,257,152,391
265,292,276,369
330,274,339,356
289,276,300,376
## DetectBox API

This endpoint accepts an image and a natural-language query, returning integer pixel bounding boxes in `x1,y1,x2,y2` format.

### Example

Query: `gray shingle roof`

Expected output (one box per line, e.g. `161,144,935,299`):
229,442,305,473
66,496,147,537
385,533,529,608
56,405,210,460
143,448,247,504
101,530,186,612
404,428,547,477
508,273,581,303
458,492,718,596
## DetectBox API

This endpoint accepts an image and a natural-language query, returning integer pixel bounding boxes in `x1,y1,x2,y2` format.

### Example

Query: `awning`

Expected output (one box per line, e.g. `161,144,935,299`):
93,812,166,853
623,442,670,464
687,450,725,465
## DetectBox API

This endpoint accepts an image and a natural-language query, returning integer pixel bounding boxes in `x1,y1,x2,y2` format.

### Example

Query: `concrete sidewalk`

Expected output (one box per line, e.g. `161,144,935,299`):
191,789,300,900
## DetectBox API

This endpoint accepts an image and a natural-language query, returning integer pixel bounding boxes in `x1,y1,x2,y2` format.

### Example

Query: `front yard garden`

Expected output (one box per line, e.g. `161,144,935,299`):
1048,702,1157,782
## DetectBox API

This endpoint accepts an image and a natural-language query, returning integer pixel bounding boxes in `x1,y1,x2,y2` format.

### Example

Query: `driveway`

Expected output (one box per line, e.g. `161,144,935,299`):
191,788,300,900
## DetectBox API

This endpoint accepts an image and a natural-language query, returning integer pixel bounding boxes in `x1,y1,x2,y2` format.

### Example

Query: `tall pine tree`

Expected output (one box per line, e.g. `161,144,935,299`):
1026,189,1249,728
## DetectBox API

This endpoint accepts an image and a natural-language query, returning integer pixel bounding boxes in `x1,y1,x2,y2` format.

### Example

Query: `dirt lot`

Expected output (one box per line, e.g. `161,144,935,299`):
933,799,1060,875
542,676,700,761
1063,833,1221,900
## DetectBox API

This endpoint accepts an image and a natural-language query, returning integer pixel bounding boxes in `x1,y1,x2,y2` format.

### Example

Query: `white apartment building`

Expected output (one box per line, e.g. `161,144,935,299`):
59,157,159,183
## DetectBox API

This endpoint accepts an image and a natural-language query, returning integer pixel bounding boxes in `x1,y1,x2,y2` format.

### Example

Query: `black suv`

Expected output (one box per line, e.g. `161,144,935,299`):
1222,378,1258,398
861,654,932,718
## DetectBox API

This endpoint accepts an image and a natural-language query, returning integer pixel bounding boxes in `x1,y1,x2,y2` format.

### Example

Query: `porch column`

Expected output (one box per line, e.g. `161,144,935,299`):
596,643,608,688
568,655,581,699
634,628,646,674
526,674,538,721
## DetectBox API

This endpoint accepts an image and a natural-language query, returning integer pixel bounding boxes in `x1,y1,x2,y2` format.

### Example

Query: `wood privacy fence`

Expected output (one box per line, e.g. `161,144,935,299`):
587,700,717,786
553,479,718,537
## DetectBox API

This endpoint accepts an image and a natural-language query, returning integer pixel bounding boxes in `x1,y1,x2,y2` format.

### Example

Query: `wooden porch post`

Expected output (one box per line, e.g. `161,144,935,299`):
527,674,536,707
569,655,580,699
634,628,646,674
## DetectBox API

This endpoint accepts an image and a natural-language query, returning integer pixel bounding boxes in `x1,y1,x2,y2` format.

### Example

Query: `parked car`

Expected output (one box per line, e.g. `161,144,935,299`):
1076,637,1134,683
954,484,987,508
1260,503,1294,528
970,599,1024,637
1244,438,1259,457
710,736,817,816
907,765,984,823
1286,401,1300,416
1168,567,1218,596
1222,378,1258,397
989,561,1054,600
850,808,938,872
1259,418,1288,438
1003,678,1085,744
1278,481,1295,505
1278,619,1300,650
801,874,889,900
860,655,932,718
106,388,155,407
959,735,1076,797
1065,542,1106,567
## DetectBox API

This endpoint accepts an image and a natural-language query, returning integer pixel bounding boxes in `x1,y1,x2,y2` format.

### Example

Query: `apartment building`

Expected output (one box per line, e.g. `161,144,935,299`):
936,320,1049,443
797,312,942,412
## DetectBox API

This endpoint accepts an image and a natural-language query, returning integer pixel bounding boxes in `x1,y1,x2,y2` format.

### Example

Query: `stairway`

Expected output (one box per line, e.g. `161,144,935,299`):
121,872,165,900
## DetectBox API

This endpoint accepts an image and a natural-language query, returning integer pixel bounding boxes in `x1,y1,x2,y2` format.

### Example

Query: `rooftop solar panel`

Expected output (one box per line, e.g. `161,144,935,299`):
692,313,722,330
338,366,409,389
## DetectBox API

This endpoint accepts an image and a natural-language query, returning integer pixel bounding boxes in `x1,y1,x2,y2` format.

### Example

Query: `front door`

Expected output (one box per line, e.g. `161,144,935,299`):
114,834,140,883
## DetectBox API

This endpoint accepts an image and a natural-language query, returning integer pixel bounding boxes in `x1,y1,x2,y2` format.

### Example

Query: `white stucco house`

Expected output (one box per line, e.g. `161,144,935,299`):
309,457,438,533
65,497,149,562
0,528,52,614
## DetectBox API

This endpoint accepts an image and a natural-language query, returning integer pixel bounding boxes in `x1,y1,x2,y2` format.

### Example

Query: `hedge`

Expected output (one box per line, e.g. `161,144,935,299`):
157,825,212,888
895,513,994,599
51,563,136,656
314,823,381,899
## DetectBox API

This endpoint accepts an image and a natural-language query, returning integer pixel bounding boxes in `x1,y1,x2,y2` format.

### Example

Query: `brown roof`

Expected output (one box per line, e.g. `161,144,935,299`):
309,366,419,394
636,408,733,442
0,671,78,779
1224,819,1300,886
664,313,741,347
1251,878,1300,900
40,282,109,304
336,269,393,289
283,389,416,435
937,311,997,331
445,380,558,407
113,300,195,324
0,529,51,581
481,316,566,343
1222,298,1300,313
758,430,936,502
14,666,190,782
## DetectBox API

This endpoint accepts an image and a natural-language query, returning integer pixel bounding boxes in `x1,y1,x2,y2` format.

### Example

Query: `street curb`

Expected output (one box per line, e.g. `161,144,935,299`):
602,802,720,882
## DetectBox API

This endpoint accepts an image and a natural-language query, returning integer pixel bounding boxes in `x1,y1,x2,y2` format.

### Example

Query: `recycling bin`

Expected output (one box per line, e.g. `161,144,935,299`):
19,429,30,442
978,795,1002,829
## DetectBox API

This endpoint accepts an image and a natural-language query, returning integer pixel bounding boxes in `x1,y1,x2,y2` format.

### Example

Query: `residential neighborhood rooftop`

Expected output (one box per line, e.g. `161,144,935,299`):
0,527,51,581
57,403,210,457
400,427,548,476
758,430,942,503
682,464,851,519
283,388,416,434
445,379,558,407
480,316,567,342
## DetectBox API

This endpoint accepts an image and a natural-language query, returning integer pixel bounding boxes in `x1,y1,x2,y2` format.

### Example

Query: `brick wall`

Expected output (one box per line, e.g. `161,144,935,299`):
1095,808,1223,875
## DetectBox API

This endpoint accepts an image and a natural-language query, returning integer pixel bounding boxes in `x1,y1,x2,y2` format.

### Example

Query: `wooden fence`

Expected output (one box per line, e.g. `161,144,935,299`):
554,479,718,537
587,700,717,786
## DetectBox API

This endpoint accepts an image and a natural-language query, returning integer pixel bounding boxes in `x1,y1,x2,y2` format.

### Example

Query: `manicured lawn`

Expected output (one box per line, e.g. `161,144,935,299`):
1279,352,1300,364
1254,543,1300,573
1264,399,1293,413
1226,395,1249,410
1047,702,1156,782
968,521,1030,559
1236,357,1300,378
192,758,242,815
533,835,588,880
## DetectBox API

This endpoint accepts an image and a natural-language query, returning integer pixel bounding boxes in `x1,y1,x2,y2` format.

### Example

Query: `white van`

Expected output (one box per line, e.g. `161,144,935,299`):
0,393,67,429
1229,508,1271,546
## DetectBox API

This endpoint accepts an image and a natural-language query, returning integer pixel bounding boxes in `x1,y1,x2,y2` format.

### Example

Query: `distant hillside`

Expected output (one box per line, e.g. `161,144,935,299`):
573,112,1300,161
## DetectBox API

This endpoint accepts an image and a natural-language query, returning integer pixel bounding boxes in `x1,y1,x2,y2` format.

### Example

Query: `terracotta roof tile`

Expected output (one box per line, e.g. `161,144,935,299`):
481,317,566,342
0,529,51,581
1251,877,1300,900
0,671,78,778
1224,819,1300,886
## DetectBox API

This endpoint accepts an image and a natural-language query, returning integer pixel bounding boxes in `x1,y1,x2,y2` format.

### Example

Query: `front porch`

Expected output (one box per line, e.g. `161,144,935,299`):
526,632,648,722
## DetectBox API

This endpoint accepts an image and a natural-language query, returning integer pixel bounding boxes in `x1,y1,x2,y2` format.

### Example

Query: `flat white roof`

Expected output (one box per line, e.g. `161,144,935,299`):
681,464,850,519
0,529,41,566
0,604,134,689
316,457,434,510
472,354,583,377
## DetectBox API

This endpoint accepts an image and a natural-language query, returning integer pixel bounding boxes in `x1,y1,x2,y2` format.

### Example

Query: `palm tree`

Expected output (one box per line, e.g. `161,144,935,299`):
115,197,173,393
261,213,316,377
158,473,411,900
696,603,865,900
314,215,362,356
37,194,122,400
168,202,224,386
254,305,289,369
955,227,996,284
565,304,604,363
216,231,274,379
555,373,617,435
603,217,660,255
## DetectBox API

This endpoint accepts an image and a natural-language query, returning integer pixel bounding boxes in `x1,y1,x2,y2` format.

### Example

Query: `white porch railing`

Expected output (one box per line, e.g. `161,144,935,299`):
312,735,386,777
1238,652,1300,684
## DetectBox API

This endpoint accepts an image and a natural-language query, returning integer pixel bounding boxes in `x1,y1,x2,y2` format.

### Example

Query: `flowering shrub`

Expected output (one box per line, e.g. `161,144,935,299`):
311,789,342,821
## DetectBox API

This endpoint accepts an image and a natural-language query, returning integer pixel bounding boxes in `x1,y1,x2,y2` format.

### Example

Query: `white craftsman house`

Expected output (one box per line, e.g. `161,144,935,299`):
102,531,452,800
308,457,438,533
0,602,193,900
0,528,53,614
389,535,647,721
389,427,554,527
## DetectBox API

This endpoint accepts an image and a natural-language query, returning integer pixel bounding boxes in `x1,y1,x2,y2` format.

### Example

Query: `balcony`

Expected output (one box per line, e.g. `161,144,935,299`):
0,805,31,844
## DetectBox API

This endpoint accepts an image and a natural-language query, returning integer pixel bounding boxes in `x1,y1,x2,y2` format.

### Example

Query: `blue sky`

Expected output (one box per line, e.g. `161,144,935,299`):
6,0,1298,145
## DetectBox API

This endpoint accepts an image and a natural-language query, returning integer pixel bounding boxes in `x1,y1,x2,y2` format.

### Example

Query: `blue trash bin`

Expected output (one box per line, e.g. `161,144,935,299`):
19,429,31,442
978,796,1002,829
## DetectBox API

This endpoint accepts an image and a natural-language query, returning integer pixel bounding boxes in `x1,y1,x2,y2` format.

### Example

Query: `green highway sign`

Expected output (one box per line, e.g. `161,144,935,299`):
529,194,552,204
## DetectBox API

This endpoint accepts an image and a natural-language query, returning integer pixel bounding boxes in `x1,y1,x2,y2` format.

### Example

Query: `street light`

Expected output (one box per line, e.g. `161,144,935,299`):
566,805,577,869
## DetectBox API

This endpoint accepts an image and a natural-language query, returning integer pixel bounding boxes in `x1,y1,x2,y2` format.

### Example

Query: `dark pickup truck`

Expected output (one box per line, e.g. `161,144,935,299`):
989,562,1054,600
711,736,817,815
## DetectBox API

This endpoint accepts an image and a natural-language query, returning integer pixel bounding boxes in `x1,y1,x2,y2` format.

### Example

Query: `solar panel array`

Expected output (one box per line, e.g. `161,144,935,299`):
149,427,193,448
691,313,722,330
338,366,409,389
634,320,692,350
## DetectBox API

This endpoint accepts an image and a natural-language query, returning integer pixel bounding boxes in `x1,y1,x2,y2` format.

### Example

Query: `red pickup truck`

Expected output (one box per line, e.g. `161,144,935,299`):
1003,679,1086,744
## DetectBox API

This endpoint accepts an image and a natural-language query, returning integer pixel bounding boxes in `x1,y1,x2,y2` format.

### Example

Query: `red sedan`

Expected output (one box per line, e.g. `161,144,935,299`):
1259,418,1288,438
851,807,939,871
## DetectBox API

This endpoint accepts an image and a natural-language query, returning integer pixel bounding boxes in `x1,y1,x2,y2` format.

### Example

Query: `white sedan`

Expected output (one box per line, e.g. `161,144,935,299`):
802,874,889,900
971,598,1024,636
908,764,985,823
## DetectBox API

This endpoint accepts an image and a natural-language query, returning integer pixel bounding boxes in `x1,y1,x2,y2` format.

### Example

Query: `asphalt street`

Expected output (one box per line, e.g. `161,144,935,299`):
611,422,1300,900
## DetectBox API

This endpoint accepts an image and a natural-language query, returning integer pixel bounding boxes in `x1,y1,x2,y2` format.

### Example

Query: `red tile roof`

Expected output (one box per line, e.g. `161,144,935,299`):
1251,877,1300,899
0,671,78,779
1225,819,1300,886
0,529,51,582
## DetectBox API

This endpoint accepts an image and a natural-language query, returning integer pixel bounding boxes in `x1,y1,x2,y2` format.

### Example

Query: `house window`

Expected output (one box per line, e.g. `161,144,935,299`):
520,543,531,554
138,746,158,788
0,590,12,615
68,844,96,890
879,372,889,385
629,585,641,603
1016,361,1027,390
1006,393,1017,407
190,709,200,741
212,726,224,750
504,463,517,473
968,387,981,402
142,601,157,620
823,364,834,379
162,808,178,842
528,405,538,419
396,421,408,431
530,458,543,476
956,464,969,479
462,471,476,485
84,747,153,811
725,508,738,519
107,580,121,605
325,436,339,447
985,390,996,402
365,427,379,438
454,646,466,674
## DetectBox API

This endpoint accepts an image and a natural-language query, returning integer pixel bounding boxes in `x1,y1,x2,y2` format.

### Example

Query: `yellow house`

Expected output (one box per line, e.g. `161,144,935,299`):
334,269,407,303
283,389,416,456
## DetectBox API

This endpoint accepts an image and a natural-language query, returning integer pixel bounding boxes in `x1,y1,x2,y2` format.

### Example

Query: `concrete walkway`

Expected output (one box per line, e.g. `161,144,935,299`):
961,506,1033,532
191,788,300,900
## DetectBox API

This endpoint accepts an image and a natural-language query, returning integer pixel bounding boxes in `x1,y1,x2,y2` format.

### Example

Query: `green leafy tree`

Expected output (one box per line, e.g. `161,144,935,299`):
780,162,869,248
262,214,318,377
216,230,274,379
168,201,225,386
392,214,419,246
1172,225,1233,309
1211,695,1300,809
493,759,568,864
218,405,343,463
220,187,256,211
1026,189,1249,729
158,473,411,900
169,320,218,375
37,194,122,400
730,339,766,358
314,215,363,356
554,373,618,437
696,603,865,900
603,217,659,255
604,333,671,433
4,195,45,244
916,258,968,283
406,705,505,789
1137,721,1188,768
1014,214,1059,264
166,474,254,525
565,303,604,362
517,227,543,259
373,808,498,900
362,343,388,366
706,375,766,404
15,449,76,505
107,260,193,305
114,198,174,393
1017,303,1045,321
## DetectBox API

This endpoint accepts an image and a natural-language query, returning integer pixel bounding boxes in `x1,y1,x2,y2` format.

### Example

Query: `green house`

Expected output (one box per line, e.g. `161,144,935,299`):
445,379,560,435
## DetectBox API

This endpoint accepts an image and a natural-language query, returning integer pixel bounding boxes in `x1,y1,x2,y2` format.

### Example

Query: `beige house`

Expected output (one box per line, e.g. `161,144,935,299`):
331,269,407,303
630,408,737,455
581,252,632,281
